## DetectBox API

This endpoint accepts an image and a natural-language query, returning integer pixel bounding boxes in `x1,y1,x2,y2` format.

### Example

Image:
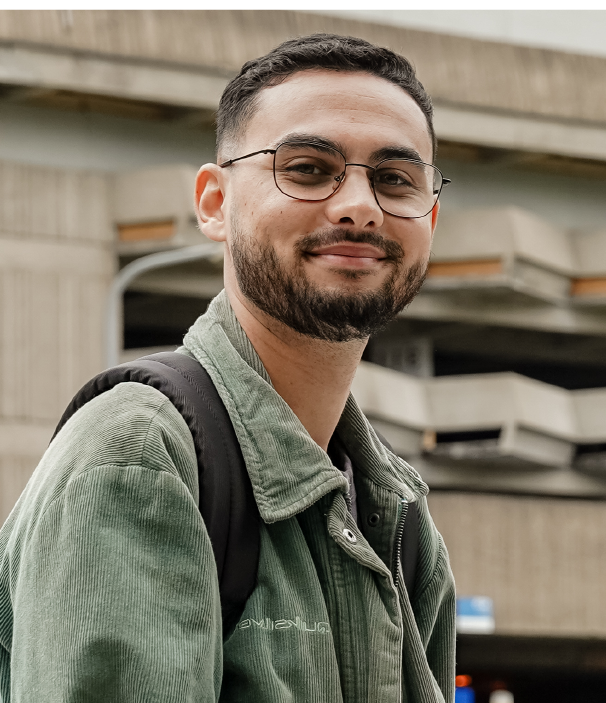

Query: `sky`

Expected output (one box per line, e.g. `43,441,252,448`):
315,10,606,58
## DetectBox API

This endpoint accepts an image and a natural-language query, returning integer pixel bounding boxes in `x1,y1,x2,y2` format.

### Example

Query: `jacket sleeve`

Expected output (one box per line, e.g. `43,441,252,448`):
10,460,223,701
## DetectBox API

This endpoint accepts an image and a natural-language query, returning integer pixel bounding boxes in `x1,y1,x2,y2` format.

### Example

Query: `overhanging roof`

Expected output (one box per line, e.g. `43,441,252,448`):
1,10,606,166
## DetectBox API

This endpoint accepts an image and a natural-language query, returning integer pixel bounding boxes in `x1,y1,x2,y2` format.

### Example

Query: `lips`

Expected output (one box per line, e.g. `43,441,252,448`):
305,243,388,271
308,243,386,260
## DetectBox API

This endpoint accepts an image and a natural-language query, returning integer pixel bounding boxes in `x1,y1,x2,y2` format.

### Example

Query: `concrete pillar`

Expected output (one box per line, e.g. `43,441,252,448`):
0,159,115,521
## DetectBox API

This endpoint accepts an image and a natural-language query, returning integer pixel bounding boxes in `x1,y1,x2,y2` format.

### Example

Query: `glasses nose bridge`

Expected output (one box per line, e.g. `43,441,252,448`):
343,161,375,175
337,161,376,189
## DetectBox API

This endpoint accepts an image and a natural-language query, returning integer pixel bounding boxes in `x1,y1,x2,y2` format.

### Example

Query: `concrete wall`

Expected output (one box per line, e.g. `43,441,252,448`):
0,159,114,521
429,491,606,637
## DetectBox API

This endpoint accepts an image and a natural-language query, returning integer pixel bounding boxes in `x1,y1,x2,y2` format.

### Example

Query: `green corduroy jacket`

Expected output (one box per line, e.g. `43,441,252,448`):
0,291,455,703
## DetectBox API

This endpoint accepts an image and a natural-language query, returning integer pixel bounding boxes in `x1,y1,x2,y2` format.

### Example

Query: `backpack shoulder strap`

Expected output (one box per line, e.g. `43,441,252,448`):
401,499,419,599
53,351,260,635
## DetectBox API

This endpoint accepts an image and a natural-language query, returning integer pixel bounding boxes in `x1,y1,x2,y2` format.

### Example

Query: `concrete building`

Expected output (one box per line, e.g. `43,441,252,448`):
1,10,606,701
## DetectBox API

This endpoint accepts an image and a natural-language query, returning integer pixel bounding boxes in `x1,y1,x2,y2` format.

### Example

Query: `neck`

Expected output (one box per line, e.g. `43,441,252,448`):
226,285,366,452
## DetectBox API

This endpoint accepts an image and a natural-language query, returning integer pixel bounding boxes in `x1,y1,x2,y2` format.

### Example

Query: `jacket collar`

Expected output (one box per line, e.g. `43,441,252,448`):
183,291,427,524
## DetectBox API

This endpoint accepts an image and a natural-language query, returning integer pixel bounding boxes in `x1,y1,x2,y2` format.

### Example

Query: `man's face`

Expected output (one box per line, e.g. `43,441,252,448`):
210,69,438,342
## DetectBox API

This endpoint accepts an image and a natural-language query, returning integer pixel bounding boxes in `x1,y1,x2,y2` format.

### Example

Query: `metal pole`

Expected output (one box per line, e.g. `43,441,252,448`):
105,242,223,369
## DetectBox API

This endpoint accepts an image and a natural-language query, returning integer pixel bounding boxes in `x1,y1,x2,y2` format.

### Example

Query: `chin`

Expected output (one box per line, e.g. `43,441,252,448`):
311,267,384,286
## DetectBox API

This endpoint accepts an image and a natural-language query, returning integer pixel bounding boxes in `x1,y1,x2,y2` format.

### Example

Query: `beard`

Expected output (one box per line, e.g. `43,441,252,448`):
230,223,427,343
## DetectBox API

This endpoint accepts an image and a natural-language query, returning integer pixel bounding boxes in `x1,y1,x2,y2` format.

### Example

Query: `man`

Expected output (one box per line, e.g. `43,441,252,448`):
0,33,454,702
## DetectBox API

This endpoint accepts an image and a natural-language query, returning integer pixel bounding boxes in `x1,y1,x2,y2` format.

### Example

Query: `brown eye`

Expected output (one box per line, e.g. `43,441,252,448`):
286,162,323,175
375,169,412,188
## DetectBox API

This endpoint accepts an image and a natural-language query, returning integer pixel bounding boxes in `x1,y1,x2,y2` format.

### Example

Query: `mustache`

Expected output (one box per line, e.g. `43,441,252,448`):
296,228,405,263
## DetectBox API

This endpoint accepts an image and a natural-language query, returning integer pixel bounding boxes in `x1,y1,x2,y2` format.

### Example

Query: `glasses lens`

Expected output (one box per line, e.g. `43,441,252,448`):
373,160,442,218
274,143,345,201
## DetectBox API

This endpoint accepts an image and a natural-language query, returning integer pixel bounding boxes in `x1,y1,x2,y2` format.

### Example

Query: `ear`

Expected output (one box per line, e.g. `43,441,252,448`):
430,200,440,236
194,163,228,242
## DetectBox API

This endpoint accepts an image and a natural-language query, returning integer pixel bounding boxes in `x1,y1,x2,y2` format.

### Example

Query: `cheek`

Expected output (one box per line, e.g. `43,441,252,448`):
230,170,275,219
394,221,433,259
254,200,312,250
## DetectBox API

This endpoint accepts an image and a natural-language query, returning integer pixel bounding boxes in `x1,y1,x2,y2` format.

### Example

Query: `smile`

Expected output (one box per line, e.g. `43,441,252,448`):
307,243,387,269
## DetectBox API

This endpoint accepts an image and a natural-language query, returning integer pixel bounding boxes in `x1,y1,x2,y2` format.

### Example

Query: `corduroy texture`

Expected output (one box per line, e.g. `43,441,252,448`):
0,290,455,702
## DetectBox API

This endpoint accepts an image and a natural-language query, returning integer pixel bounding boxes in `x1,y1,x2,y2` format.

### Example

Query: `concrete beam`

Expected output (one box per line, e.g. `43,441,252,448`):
423,208,606,311
127,270,224,300
111,165,224,256
420,457,606,499
434,102,606,163
405,293,606,336
351,362,430,430
2,43,606,166
353,361,606,476
0,44,228,111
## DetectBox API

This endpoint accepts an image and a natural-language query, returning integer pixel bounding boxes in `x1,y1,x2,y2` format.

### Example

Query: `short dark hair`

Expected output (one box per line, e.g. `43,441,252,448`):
216,33,436,161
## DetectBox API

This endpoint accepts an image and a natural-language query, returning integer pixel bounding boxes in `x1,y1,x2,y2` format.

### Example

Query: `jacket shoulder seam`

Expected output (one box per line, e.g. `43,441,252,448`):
38,398,183,528
36,460,190,526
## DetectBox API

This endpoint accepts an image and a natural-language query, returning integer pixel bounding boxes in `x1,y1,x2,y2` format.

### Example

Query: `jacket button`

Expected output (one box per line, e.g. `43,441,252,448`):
343,528,357,544
367,513,381,527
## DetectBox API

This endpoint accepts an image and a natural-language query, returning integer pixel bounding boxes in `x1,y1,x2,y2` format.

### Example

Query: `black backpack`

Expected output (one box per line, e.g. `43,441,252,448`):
53,352,418,634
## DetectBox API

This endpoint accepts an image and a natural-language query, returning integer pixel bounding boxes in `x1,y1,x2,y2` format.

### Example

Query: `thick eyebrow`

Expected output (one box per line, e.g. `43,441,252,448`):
275,133,346,155
274,134,425,164
369,145,425,164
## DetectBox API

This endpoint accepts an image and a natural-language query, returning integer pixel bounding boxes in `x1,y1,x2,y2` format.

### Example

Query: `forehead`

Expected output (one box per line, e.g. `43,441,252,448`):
242,69,433,163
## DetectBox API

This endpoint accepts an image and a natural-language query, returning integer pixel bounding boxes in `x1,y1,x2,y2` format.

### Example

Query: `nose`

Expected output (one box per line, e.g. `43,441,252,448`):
323,165,384,229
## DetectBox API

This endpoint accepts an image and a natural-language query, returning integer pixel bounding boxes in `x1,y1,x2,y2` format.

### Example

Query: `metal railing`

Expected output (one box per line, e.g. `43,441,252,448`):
105,243,223,368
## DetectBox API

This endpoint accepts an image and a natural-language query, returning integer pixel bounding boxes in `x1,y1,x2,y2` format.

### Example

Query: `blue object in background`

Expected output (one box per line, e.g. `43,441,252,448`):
455,685,476,703
457,596,495,634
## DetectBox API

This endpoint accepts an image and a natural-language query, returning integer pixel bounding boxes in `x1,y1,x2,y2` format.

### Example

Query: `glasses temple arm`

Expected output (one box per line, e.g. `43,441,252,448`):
219,149,276,168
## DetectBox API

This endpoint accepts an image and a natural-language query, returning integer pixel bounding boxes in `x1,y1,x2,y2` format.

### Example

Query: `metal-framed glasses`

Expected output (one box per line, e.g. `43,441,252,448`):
220,141,451,219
